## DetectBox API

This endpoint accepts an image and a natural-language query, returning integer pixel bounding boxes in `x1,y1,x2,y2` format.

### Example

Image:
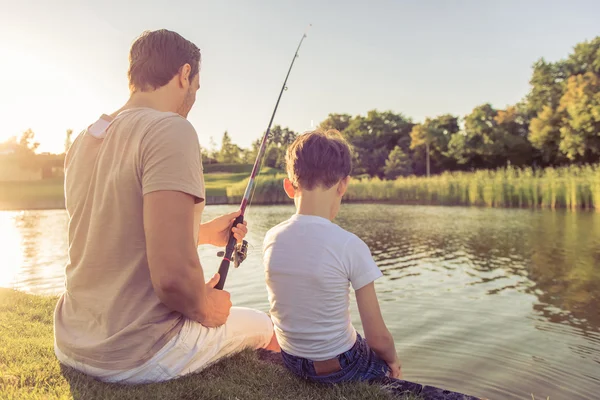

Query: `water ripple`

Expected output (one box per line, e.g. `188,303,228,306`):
2,204,599,399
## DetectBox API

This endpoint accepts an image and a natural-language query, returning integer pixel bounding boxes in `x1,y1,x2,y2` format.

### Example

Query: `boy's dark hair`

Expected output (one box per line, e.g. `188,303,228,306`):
128,29,201,92
285,129,352,190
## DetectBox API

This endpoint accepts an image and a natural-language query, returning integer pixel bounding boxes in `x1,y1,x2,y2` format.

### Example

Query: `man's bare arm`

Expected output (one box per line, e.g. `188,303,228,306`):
143,190,231,326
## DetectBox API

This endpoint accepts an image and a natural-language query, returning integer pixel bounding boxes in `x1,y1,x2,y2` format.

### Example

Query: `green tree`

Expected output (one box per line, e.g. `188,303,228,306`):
257,125,297,169
455,104,531,169
264,143,280,168
460,104,501,168
524,36,600,166
217,131,242,163
343,110,414,177
268,125,297,147
557,72,600,162
446,133,469,166
384,146,412,179
318,113,353,133
526,59,567,116
529,105,565,165
410,114,459,176
493,105,533,167
564,37,600,77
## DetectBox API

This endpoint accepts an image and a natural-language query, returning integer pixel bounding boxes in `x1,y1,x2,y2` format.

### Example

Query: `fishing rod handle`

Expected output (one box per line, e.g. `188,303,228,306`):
214,214,244,290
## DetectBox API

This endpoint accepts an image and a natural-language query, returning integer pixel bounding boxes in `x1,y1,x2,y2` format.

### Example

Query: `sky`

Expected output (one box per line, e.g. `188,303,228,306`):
0,0,599,154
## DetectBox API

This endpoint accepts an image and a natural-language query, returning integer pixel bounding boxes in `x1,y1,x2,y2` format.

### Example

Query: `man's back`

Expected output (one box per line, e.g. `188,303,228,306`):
263,214,382,361
54,107,205,370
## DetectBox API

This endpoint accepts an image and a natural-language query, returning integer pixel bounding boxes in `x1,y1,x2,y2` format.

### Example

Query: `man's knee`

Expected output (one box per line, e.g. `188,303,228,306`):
228,307,273,345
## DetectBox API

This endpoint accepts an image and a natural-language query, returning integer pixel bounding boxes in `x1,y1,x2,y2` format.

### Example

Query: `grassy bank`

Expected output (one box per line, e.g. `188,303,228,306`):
0,164,284,208
0,178,65,207
0,288,420,400
227,164,600,210
0,174,242,203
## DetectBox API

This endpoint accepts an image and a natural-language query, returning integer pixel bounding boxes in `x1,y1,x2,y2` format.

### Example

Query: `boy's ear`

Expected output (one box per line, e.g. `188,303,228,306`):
283,178,296,199
337,176,350,197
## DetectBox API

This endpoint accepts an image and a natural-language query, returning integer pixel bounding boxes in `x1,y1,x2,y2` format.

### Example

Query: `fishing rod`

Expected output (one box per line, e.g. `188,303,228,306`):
214,25,311,290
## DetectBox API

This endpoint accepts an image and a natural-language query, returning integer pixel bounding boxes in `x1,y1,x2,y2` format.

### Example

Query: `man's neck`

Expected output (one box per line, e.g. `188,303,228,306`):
110,89,176,119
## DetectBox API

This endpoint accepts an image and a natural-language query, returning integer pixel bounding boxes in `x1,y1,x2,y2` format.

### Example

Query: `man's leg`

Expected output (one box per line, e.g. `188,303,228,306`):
158,306,274,379
55,307,274,384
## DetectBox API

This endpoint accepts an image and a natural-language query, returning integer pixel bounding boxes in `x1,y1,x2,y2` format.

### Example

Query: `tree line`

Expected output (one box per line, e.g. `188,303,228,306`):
208,36,600,179
3,36,598,181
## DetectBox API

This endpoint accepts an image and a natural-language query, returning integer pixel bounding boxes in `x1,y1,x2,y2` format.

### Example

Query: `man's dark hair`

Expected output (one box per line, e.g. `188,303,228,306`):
128,29,201,92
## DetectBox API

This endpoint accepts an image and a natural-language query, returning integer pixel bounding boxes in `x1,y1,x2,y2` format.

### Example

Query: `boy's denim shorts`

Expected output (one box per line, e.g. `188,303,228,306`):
280,333,390,384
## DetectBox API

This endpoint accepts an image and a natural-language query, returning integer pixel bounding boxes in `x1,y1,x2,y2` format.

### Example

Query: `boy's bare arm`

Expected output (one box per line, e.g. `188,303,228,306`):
355,282,402,378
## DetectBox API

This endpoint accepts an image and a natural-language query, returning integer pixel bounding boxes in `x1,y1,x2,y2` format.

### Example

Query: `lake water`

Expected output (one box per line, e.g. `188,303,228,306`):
1,204,599,399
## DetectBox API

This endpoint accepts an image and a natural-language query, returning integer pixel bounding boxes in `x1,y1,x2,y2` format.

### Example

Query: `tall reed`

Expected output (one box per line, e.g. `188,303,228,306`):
225,164,600,211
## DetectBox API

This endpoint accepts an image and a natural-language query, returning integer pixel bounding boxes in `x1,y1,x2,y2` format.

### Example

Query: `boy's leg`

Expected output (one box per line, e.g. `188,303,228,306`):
280,334,389,385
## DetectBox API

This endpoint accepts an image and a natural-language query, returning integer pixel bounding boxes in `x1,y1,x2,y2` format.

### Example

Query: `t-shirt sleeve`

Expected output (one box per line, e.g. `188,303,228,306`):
344,234,383,290
140,116,205,203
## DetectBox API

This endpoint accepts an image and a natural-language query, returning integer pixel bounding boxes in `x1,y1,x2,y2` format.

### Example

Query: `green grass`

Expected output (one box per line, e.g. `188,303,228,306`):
204,172,251,196
0,178,65,209
0,166,282,207
227,164,600,210
0,288,420,400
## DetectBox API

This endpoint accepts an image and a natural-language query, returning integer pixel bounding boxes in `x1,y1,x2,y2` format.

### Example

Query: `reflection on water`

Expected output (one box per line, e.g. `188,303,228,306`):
1,205,599,399
0,210,68,293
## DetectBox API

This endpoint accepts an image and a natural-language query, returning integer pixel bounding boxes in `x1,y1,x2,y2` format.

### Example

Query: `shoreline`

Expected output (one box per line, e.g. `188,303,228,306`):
1,196,599,212
0,288,482,400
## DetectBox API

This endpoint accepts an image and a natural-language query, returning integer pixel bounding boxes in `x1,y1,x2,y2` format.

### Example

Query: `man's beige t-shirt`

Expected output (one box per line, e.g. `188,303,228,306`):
54,107,205,370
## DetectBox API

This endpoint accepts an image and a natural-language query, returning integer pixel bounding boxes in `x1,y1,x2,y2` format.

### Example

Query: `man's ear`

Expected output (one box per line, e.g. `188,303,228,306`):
337,176,350,197
178,63,192,89
283,178,296,199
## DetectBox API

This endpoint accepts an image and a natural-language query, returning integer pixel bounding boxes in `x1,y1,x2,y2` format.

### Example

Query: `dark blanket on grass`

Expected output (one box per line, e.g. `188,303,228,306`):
257,350,483,400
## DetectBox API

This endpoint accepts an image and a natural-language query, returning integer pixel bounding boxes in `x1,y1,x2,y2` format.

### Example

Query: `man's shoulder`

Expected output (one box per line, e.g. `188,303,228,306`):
142,109,195,133
115,108,194,135
119,109,199,150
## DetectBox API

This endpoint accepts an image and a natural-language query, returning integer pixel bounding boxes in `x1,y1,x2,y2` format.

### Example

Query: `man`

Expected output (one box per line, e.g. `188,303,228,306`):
53,29,278,384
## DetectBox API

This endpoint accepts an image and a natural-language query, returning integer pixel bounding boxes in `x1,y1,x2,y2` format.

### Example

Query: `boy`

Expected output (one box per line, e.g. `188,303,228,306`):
263,129,402,384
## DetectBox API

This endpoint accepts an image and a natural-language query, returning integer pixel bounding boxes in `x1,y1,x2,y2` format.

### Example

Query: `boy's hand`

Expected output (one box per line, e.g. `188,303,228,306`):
199,273,232,327
388,359,402,379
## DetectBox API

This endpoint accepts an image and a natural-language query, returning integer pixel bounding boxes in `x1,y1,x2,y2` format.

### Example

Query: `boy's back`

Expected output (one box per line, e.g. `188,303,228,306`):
263,128,401,382
264,213,382,361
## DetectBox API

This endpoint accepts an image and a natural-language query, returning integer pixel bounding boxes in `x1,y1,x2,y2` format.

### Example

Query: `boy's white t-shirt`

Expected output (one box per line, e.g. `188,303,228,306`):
263,213,383,361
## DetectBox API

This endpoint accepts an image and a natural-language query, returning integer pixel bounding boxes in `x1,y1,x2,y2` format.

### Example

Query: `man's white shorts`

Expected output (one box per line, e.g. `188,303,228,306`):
55,307,274,384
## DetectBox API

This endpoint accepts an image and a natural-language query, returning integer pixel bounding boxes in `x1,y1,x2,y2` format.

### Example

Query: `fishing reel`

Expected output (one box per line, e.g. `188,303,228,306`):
217,240,249,268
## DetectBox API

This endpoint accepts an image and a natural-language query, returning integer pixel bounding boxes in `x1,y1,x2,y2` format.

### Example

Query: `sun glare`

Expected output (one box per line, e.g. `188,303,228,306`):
0,41,109,154
0,212,24,289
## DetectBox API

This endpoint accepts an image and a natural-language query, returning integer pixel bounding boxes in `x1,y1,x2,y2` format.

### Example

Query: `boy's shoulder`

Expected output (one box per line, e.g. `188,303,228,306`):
264,217,294,239
264,214,365,249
